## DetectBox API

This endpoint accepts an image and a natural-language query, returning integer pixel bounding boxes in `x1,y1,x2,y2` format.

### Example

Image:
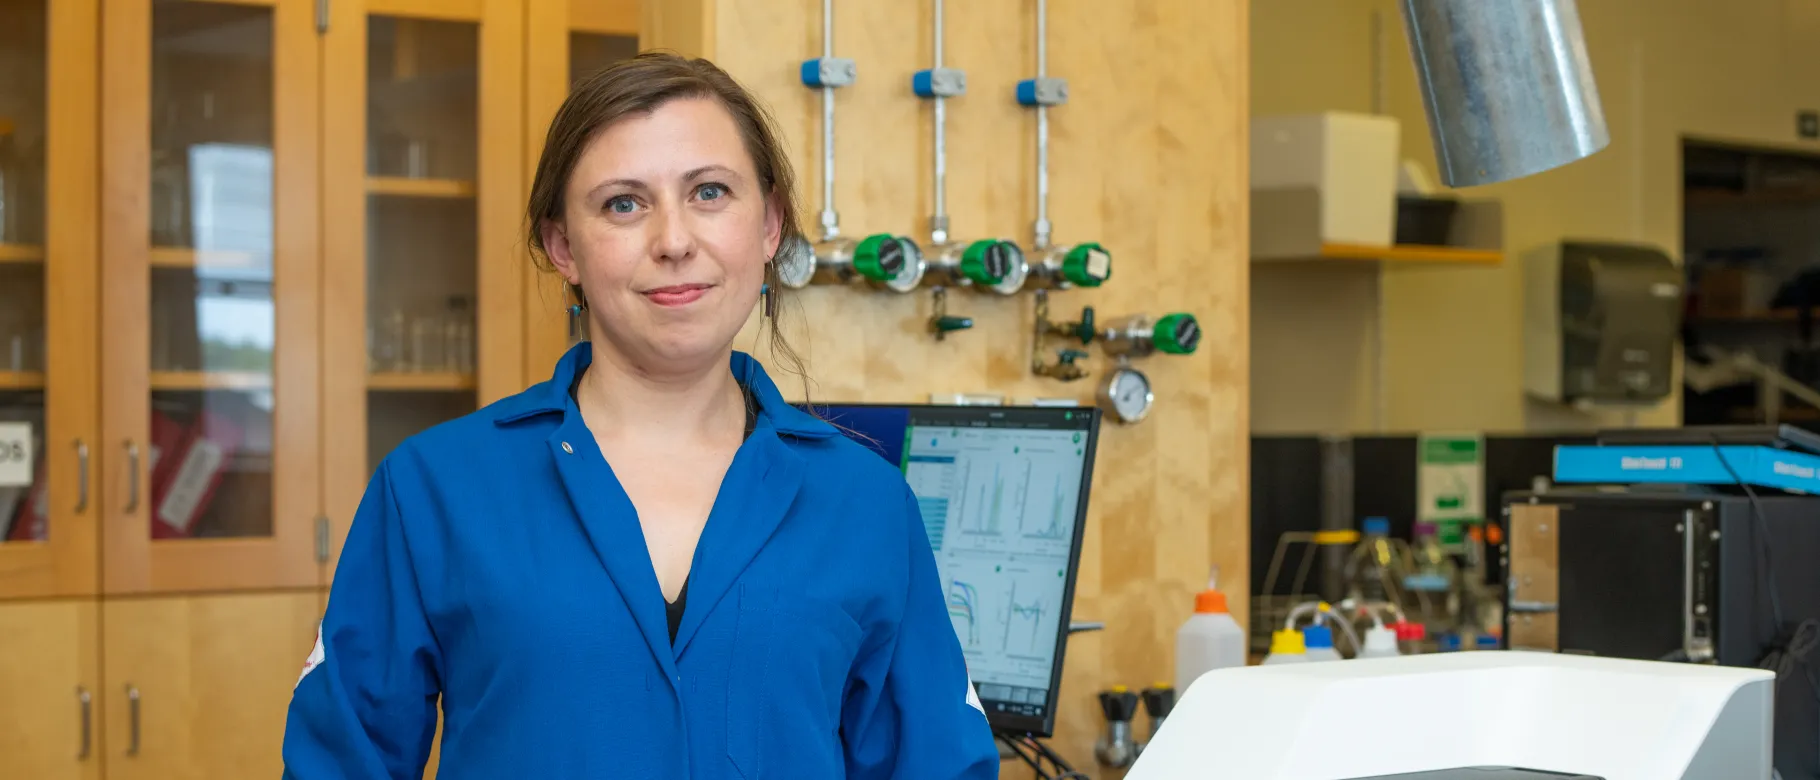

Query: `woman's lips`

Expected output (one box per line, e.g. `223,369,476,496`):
642,284,712,307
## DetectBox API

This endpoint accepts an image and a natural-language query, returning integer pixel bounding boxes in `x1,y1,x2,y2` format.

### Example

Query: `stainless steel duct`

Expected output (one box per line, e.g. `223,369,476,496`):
1400,0,1610,187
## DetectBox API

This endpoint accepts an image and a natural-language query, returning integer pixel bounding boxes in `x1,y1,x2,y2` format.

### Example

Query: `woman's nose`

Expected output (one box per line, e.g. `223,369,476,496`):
651,200,697,263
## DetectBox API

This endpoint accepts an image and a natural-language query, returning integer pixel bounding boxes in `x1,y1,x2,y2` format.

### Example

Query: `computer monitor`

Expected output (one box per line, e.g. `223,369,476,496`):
809,403,1101,737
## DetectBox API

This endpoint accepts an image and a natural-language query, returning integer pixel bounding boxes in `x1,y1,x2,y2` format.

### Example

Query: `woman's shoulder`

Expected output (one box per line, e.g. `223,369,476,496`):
376,379,569,476
798,429,914,490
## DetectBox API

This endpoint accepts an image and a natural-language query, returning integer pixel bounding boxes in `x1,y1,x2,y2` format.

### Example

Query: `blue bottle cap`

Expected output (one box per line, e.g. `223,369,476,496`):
1363,517,1390,536
1476,635,1501,650
1438,632,1462,652
1302,625,1334,649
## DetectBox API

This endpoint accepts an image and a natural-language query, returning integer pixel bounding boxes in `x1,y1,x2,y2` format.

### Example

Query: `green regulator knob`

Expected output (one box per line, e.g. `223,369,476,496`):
852,234,907,281
1153,313,1201,355
1062,243,1112,287
960,239,1018,285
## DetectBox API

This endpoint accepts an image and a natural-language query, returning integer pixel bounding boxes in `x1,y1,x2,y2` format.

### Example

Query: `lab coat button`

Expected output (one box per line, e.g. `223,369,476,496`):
561,441,573,454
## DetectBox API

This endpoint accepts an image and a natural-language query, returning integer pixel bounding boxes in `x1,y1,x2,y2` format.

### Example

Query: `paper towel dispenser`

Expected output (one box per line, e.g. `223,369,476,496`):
1524,241,1682,406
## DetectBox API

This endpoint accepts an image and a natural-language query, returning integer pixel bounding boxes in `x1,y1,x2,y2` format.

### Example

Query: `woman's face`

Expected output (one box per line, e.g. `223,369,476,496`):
543,96,781,373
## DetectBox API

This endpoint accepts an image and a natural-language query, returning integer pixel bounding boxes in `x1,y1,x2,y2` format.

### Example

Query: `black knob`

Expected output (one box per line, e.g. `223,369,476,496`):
1098,688,1139,722
875,237,906,276
1170,315,1201,352
1141,686,1175,719
1072,307,1097,344
982,241,1015,279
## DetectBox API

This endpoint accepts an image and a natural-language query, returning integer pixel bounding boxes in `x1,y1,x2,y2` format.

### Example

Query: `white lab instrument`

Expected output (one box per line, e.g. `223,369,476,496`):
1128,651,1773,780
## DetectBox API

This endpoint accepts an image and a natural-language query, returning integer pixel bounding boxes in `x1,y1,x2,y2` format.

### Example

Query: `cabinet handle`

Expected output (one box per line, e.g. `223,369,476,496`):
77,686,92,760
126,684,141,756
74,439,89,513
122,440,140,513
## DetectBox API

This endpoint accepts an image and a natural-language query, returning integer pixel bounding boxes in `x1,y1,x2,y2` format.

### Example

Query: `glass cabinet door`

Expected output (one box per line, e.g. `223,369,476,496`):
0,0,100,599
322,0,522,583
522,0,637,380
101,0,320,594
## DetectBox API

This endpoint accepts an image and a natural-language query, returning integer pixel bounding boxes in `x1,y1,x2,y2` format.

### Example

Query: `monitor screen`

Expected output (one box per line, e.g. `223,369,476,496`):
810,403,1100,737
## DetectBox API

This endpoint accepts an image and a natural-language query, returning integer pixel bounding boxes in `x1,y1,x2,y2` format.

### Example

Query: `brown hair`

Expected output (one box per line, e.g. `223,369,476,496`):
526,51,813,396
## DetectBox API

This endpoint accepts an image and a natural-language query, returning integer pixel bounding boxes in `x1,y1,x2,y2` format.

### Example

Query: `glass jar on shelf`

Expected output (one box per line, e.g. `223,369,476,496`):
410,309,445,373
443,295,473,374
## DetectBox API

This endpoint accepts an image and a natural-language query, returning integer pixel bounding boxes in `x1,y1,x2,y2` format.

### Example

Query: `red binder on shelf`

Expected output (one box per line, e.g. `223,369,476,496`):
152,410,245,540
6,457,48,542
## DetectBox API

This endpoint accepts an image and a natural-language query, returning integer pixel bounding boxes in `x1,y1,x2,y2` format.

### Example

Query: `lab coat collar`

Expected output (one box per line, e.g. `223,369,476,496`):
492,342,839,441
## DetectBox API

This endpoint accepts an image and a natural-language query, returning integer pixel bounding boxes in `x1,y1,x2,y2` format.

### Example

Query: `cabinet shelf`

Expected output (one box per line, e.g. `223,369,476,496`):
150,247,267,270
0,243,43,263
0,371,45,390
366,176,476,199
150,371,273,391
1312,242,1502,265
1250,187,1503,265
1688,308,1809,324
367,371,476,391
1685,188,1820,208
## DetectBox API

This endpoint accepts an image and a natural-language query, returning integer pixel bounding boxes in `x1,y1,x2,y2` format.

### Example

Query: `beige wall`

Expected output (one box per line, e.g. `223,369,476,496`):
1252,0,1820,435
653,0,1251,769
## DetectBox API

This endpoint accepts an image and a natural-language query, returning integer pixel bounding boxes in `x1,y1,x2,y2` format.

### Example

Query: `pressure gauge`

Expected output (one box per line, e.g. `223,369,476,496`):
1098,365,1154,424
869,237,928,293
774,234,816,289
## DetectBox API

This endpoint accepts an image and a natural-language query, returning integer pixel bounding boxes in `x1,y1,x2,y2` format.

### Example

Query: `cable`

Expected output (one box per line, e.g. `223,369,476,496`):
1710,438,1787,645
993,731,1091,780
1022,736,1091,780
995,733,1053,780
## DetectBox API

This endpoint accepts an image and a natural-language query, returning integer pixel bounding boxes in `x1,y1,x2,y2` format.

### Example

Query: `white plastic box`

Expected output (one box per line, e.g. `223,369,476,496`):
1250,112,1400,249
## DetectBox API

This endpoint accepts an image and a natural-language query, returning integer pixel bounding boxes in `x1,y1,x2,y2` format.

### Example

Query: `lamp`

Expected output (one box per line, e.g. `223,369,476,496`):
1400,0,1610,187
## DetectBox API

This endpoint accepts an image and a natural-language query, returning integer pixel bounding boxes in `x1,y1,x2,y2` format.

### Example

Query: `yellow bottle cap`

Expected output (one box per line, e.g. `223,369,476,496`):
1269,629,1306,655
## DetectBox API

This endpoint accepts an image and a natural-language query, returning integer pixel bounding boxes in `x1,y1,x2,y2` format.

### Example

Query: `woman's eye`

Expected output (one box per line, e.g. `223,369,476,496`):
697,183,727,201
605,196,637,214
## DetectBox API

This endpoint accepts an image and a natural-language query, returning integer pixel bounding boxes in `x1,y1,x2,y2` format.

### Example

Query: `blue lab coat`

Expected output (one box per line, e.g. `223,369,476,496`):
281,344,999,779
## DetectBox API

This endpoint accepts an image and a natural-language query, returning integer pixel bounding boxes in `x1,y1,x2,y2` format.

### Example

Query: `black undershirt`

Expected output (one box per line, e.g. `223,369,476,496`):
571,371,758,644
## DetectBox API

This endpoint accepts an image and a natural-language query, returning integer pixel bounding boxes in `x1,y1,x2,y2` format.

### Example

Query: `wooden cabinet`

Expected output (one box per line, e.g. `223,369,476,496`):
2,0,640,602
101,592,319,779
97,0,322,596
0,0,101,600
319,0,526,583
0,600,102,780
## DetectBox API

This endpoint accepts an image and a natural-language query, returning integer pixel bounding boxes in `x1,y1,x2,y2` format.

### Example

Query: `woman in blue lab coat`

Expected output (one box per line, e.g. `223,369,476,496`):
281,52,999,779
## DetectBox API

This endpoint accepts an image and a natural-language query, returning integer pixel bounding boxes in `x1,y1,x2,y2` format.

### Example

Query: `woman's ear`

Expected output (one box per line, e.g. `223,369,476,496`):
762,190,783,260
540,218,581,285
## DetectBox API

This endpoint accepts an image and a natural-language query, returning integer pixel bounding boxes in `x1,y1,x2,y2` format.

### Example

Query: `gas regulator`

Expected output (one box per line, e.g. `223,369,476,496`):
774,232,923,292
1031,291,1200,424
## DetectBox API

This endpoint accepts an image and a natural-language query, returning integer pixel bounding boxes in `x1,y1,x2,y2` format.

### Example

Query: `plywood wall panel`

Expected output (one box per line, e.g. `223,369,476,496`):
646,0,1249,769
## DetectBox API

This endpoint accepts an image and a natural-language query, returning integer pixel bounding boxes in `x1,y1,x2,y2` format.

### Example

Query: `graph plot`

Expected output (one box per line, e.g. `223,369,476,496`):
998,582,1050,656
1023,473,1068,541
957,458,1034,537
947,580,980,646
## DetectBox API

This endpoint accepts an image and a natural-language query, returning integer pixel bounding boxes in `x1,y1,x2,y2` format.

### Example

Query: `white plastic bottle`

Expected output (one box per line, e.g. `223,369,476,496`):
1175,583,1247,691
1301,625,1344,662
1357,624,1402,659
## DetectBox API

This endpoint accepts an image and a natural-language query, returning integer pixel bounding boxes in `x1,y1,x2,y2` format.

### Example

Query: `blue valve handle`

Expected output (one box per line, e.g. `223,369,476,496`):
801,58,857,88
913,68,967,98
1016,77,1069,106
